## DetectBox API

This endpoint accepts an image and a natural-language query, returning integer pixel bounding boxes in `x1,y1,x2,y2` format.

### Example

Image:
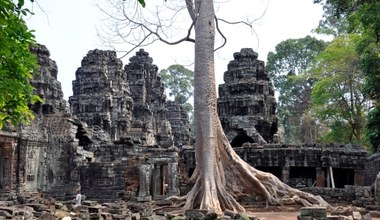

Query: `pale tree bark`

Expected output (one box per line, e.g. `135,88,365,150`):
179,0,331,215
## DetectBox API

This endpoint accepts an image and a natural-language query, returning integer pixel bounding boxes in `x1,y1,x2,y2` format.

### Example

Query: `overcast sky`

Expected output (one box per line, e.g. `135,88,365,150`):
25,0,326,100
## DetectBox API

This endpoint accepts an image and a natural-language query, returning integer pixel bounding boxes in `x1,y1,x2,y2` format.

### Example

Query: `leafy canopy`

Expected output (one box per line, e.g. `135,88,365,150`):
266,36,327,144
159,64,194,119
159,64,194,104
311,34,367,144
315,0,380,151
0,0,42,129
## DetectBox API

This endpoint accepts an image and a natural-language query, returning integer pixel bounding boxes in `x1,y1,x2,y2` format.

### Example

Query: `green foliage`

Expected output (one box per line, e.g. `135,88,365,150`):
266,36,328,144
366,105,380,153
138,0,145,7
311,34,367,144
0,0,41,129
159,64,194,122
315,0,380,152
159,64,194,104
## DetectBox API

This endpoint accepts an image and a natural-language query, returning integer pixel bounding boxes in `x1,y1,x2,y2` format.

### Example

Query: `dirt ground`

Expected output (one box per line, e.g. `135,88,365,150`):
247,211,299,220
248,211,380,220
244,206,380,220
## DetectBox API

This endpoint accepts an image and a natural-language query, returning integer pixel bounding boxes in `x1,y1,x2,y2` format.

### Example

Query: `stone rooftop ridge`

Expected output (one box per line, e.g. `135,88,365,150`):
129,49,153,64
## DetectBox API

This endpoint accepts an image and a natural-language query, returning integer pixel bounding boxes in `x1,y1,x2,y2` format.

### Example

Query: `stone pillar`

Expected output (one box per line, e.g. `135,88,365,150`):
315,167,325,187
167,162,179,197
137,163,152,202
354,169,364,186
151,165,162,199
281,166,290,185
375,172,380,201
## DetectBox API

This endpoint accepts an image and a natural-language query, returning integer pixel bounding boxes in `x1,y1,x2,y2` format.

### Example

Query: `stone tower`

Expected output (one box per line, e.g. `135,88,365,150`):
217,48,278,146
69,50,133,140
30,44,67,115
166,101,193,148
125,49,173,148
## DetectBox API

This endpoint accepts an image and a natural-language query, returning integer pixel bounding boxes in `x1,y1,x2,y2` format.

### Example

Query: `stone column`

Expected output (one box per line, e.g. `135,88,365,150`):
315,167,325,187
281,165,290,185
167,162,179,197
137,163,152,202
375,172,380,201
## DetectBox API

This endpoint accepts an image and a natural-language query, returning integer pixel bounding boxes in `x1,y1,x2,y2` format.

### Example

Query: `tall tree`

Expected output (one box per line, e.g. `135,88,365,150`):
102,0,329,214
314,0,380,151
0,0,41,129
159,64,194,115
311,34,368,144
267,36,328,144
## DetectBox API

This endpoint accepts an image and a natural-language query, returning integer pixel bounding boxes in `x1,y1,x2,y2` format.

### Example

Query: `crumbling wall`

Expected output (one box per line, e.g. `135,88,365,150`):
364,153,380,185
14,44,92,199
183,143,368,189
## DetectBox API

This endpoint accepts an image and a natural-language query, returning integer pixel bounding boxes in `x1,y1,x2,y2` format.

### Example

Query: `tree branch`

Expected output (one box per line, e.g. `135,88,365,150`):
186,0,196,21
214,16,226,52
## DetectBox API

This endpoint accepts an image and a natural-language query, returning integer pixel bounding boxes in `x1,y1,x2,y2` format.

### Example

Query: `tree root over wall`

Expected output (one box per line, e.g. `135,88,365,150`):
166,121,331,216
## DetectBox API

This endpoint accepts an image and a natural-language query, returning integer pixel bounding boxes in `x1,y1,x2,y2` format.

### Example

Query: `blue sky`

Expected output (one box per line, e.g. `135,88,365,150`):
25,0,326,100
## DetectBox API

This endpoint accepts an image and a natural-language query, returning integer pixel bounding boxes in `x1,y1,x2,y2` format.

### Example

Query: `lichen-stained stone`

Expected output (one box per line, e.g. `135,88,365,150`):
125,49,173,148
217,48,279,146
30,44,68,115
166,101,193,149
69,49,133,141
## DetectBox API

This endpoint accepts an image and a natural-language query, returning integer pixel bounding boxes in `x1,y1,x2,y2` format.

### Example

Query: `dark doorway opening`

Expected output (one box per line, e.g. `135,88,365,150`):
255,166,282,179
333,168,354,188
231,132,254,148
289,167,316,188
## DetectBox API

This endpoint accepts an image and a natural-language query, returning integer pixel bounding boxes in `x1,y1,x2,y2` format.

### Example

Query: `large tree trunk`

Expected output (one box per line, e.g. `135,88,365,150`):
180,0,330,215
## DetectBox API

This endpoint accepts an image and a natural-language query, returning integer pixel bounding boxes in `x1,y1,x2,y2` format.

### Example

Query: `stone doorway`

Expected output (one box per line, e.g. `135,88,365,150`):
152,164,169,200
0,143,13,192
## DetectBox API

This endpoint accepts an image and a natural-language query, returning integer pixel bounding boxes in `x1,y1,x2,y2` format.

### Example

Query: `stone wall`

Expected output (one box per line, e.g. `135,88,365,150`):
183,143,368,188
302,186,374,207
166,101,193,149
365,153,380,185
12,44,93,199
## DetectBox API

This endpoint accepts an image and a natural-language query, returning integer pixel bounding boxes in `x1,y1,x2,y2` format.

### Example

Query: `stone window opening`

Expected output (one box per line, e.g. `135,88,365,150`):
27,175,35,182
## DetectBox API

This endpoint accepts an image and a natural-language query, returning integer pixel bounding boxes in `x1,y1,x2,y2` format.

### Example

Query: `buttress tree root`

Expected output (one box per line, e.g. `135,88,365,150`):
167,120,331,215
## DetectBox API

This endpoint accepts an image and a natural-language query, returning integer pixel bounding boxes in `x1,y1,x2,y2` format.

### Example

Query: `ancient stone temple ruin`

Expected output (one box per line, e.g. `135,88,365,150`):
0,45,380,211
183,49,369,195
69,49,133,141
218,48,279,145
69,49,179,201
0,45,184,203
124,49,173,148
